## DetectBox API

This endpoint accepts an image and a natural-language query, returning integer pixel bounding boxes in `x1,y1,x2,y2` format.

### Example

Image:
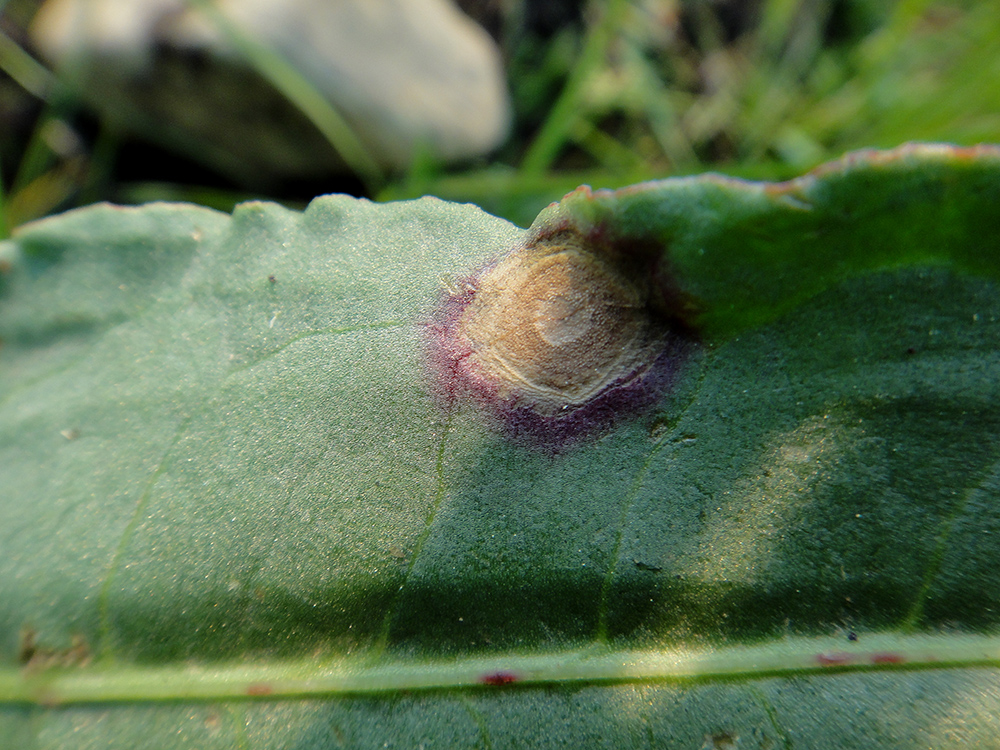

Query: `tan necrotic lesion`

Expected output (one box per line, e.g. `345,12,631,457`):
458,234,659,412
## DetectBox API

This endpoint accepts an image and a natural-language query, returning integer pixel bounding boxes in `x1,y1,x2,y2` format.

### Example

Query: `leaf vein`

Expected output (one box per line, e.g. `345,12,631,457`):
595,361,708,642
901,453,1000,630
748,685,795,750
370,408,454,656
95,414,197,658
231,320,408,374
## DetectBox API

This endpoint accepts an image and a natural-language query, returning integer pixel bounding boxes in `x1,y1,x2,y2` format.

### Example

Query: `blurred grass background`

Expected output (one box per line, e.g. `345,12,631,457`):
1,0,999,235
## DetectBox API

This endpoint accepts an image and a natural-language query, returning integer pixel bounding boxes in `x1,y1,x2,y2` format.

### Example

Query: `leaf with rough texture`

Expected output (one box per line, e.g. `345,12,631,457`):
2,143,1000,748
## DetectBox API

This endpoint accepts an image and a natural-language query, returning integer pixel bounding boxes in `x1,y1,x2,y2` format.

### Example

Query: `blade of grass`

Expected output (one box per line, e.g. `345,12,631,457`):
185,0,385,193
617,40,699,169
76,121,119,208
0,151,8,239
519,0,632,175
737,0,827,163
569,117,647,172
0,27,54,99
0,0,13,236
754,0,804,58
8,88,77,202
6,156,86,228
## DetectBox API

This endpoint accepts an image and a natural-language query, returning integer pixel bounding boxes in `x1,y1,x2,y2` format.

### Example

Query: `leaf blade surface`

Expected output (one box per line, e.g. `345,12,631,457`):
2,145,1000,747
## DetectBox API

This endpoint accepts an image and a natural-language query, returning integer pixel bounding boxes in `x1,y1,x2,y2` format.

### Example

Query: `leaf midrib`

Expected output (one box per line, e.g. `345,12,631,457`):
3,633,998,705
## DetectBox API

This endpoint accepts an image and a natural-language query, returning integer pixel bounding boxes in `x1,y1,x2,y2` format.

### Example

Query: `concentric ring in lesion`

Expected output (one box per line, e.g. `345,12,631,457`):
458,234,662,413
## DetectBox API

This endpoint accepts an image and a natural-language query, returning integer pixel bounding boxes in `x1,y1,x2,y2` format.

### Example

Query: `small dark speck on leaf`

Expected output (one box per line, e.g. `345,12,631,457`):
268,275,277,284
847,631,858,641
17,627,36,665
702,731,738,750
648,417,671,441
634,559,663,572
906,347,916,355
19,628,91,669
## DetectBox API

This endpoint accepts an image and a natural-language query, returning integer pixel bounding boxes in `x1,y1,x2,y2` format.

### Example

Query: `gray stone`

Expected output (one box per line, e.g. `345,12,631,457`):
31,0,511,181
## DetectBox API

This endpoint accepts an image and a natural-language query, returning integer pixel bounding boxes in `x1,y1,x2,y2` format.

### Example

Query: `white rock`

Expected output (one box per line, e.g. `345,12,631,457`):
31,0,511,178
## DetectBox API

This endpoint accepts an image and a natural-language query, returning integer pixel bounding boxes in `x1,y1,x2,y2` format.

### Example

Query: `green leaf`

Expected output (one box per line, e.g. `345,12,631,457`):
2,144,1000,747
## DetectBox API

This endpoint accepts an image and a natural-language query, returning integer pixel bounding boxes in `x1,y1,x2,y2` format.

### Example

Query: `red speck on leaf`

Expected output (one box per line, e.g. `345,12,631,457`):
816,652,855,666
479,671,519,685
870,652,905,664
246,683,274,696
